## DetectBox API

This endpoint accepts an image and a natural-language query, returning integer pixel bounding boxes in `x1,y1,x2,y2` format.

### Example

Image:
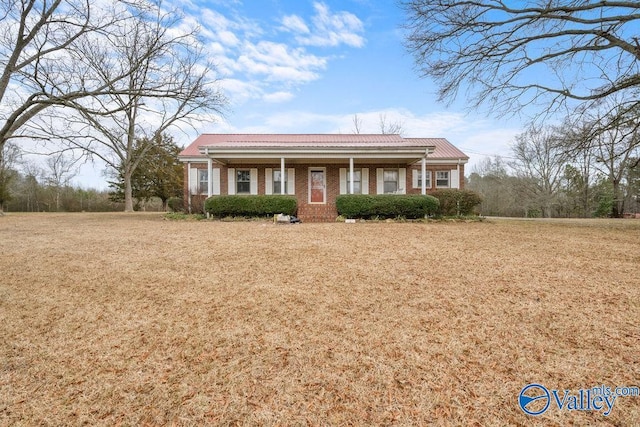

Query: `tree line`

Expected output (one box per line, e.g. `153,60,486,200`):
468,117,640,218
0,134,184,213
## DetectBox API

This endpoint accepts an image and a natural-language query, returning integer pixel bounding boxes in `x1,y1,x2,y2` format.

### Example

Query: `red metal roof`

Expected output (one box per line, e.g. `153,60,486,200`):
179,134,468,160
404,138,469,159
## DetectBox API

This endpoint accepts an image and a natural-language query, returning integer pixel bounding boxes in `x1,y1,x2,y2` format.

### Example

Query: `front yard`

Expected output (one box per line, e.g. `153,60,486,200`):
1,213,639,425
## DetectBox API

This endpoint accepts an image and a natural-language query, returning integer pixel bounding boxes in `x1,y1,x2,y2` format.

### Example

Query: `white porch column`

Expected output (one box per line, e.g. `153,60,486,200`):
187,162,192,213
421,156,427,195
349,157,354,194
207,158,213,197
280,157,285,195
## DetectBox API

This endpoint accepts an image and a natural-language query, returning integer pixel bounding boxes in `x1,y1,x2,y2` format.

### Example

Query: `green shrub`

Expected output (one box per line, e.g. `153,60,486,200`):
336,194,439,219
432,189,482,216
167,197,184,212
205,195,297,217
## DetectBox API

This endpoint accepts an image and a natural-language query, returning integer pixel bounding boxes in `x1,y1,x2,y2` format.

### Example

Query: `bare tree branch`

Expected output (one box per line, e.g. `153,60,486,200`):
52,3,226,211
402,0,640,119
0,0,160,147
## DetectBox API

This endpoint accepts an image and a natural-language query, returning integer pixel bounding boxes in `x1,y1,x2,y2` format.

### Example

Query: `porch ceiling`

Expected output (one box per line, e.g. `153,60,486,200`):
199,146,435,165
207,157,426,165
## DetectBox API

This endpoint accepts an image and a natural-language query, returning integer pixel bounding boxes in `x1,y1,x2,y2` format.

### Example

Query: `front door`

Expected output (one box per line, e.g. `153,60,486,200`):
309,168,325,203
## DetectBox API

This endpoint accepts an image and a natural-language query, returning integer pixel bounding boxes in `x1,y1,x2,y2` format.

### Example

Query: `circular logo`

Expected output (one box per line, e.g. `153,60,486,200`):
519,383,550,416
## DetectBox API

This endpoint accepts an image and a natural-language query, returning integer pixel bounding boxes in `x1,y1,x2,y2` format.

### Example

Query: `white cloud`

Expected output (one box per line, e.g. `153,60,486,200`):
263,91,295,103
235,41,327,83
207,41,226,56
166,2,366,109
220,79,264,105
458,128,520,171
218,30,240,47
294,2,365,48
281,15,310,34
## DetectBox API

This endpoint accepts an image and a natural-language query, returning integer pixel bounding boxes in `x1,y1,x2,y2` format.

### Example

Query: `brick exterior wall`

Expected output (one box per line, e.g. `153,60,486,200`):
183,162,208,213
183,162,466,220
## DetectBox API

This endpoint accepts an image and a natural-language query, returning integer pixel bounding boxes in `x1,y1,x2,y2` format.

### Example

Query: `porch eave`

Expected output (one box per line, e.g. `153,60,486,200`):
194,146,436,165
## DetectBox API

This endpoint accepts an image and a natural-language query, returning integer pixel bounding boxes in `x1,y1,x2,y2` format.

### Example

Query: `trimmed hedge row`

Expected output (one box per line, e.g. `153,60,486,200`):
205,195,297,217
431,189,482,216
336,194,439,219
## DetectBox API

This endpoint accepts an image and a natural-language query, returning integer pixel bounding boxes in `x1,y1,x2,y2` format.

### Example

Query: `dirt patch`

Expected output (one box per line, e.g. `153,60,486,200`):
1,213,639,425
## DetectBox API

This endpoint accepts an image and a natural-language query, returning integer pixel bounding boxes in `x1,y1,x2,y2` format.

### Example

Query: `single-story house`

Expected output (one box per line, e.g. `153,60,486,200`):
178,134,469,221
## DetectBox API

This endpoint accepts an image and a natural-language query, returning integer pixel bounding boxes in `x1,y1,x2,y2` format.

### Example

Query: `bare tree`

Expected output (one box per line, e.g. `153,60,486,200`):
44,152,78,211
512,125,569,217
378,113,404,135
0,0,150,150
588,111,639,217
19,160,43,211
468,156,521,216
53,5,226,211
350,113,404,135
402,1,640,120
556,121,596,216
351,114,363,134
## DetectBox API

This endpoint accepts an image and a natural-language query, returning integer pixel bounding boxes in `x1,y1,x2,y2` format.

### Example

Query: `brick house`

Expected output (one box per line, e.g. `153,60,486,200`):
178,134,469,221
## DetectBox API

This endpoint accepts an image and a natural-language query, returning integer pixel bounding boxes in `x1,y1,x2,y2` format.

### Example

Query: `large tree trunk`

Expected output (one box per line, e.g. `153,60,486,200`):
124,168,134,212
611,179,624,218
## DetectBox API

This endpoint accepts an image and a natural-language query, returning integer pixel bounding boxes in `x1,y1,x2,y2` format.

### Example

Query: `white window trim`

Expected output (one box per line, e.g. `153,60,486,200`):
412,169,432,189
189,167,220,195
236,169,252,194
228,168,258,195
198,169,208,194
339,167,369,194
265,168,295,195
376,168,406,194
436,170,450,188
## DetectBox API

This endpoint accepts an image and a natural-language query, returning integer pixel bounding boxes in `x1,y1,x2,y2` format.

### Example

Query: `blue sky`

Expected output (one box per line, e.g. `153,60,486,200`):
76,0,524,189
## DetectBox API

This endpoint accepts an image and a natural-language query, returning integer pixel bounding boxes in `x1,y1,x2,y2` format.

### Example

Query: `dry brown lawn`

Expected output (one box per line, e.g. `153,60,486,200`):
1,213,639,426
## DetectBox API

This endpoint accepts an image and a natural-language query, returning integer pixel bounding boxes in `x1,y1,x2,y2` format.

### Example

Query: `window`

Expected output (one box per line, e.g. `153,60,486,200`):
347,169,362,194
273,170,288,194
416,171,431,189
198,170,208,194
383,169,398,194
236,169,251,194
436,171,449,188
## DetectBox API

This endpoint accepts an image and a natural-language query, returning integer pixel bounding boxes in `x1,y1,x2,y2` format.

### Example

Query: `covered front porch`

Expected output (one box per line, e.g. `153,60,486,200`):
192,146,436,221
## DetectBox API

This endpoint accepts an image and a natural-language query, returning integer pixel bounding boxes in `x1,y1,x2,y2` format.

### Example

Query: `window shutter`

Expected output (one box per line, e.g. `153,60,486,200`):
339,168,347,194
189,167,198,195
212,168,221,195
361,168,369,194
287,168,295,195
376,168,384,194
265,168,273,195
250,168,258,195
227,168,235,195
412,169,419,188
399,168,406,194
451,169,459,189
